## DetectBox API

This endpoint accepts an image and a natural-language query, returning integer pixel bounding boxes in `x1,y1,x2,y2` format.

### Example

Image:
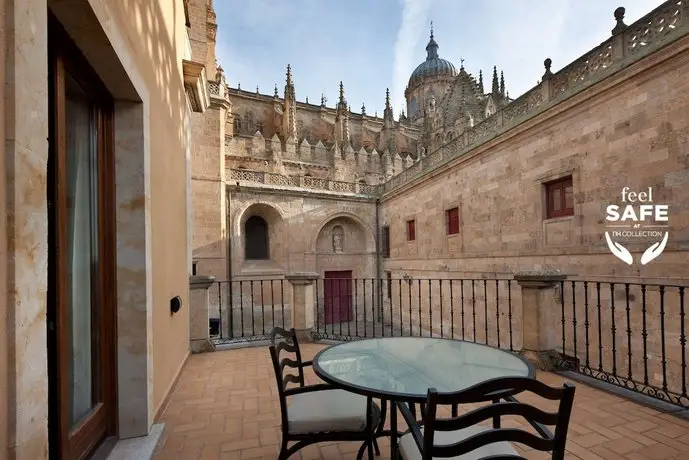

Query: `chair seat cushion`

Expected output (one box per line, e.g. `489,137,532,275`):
287,389,380,435
399,425,518,460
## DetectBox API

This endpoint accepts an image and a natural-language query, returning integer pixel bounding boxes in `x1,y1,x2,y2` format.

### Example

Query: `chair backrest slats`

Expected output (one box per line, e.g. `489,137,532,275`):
434,401,559,433
282,373,302,388
432,376,567,406
419,377,575,460
279,356,301,374
503,395,553,439
276,340,298,356
269,327,307,431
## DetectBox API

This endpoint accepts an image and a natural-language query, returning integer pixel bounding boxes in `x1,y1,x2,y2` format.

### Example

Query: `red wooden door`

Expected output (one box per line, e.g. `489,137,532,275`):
324,271,353,324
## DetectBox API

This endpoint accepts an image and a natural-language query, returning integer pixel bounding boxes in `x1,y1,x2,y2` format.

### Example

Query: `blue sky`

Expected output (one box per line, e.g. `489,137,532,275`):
215,0,661,117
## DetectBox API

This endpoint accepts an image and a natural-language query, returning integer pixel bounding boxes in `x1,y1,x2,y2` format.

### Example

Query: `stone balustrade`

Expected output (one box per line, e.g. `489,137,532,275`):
229,168,382,196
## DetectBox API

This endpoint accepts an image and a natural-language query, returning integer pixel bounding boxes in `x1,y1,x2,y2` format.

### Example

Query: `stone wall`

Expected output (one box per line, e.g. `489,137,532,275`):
227,186,378,281
380,33,689,280
378,30,689,401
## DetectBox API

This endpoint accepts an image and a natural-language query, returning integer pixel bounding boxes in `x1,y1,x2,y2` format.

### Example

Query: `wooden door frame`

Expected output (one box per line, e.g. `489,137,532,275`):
47,12,118,459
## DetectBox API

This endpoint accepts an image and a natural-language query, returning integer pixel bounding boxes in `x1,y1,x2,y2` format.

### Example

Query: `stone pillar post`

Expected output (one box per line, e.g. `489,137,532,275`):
286,272,320,343
189,275,217,353
514,270,566,370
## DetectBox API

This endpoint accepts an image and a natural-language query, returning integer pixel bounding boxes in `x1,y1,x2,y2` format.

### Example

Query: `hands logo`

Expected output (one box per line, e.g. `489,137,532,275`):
604,187,669,266
605,231,669,265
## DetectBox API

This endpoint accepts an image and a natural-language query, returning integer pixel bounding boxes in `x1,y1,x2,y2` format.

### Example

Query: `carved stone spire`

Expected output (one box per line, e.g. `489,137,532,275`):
334,82,349,145
384,88,392,114
491,66,499,95
274,84,278,98
478,70,484,93
283,64,296,140
500,70,505,97
338,81,346,107
383,88,394,127
284,64,296,102
361,103,366,116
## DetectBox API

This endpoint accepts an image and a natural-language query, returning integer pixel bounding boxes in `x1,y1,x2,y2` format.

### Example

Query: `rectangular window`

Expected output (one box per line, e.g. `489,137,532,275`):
446,207,459,235
381,225,390,258
386,272,392,300
545,176,574,219
406,219,416,241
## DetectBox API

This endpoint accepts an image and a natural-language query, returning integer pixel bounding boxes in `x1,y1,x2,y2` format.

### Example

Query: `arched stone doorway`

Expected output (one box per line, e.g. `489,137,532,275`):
313,215,375,329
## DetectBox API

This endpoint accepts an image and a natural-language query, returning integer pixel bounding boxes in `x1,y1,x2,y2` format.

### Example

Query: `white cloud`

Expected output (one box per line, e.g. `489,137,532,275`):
420,0,662,102
215,0,666,117
392,0,434,114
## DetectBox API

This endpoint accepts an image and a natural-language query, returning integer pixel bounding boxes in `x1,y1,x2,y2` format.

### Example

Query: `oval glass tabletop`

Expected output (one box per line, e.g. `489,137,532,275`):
313,337,534,401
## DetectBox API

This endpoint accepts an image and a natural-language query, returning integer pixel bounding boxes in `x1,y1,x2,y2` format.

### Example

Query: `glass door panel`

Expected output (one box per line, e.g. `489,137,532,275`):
64,72,100,429
48,15,116,458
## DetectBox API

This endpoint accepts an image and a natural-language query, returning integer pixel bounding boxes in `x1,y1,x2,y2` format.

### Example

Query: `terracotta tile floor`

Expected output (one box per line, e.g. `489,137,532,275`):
152,344,689,460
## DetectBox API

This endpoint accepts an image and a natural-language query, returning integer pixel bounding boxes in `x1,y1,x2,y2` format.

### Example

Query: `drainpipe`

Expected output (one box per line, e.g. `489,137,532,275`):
375,197,382,322
226,184,233,337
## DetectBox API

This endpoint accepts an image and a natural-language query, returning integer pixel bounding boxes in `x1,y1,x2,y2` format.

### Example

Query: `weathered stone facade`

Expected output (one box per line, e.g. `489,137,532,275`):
192,2,688,284
191,2,689,390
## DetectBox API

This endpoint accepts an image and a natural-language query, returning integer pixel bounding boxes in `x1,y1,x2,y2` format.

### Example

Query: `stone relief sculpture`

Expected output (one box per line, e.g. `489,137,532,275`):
332,225,344,253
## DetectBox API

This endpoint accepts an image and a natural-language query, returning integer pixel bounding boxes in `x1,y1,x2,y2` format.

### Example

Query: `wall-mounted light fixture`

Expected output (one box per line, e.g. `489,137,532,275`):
170,296,183,315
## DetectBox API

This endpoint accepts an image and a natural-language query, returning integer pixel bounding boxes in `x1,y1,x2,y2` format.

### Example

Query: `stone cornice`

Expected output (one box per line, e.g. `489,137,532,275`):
226,182,377,203
182,59,210,113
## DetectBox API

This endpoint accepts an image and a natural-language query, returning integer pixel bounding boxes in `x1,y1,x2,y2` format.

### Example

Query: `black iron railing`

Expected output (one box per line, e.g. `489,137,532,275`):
312,277,518,352
553,280,689,408
209,279,290,343
206,275,689,410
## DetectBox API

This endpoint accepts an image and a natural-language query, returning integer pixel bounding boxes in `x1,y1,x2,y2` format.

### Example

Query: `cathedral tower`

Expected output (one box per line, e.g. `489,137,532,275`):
404,23,458,125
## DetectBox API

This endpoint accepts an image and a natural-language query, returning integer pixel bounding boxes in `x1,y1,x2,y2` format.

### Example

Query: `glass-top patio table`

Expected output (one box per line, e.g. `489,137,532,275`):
312,337,534,458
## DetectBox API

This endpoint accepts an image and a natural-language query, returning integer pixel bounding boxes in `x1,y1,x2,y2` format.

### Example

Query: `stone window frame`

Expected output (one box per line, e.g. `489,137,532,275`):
543,175,574,220
445,206,460,236
406,219,416,242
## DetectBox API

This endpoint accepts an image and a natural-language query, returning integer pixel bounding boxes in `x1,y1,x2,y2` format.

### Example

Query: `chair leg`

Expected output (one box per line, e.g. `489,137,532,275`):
373,437,380,456
277,439,290,460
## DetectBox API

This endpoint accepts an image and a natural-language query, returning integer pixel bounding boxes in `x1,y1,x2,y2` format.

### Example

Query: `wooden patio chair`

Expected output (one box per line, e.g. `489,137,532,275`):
269,327,381,460
395,376,575,460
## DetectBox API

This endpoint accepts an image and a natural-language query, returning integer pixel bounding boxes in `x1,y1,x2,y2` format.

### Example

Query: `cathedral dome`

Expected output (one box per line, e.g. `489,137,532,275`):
408,29,458,89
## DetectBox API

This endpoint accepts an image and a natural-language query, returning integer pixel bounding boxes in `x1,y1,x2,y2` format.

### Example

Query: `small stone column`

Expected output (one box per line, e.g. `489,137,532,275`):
286,272,320,343
189,275,217,353
514,270,566,370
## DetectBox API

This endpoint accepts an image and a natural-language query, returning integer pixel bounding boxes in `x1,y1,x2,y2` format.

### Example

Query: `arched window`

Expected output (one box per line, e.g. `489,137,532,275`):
409,97,418,116
244,215,269,260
